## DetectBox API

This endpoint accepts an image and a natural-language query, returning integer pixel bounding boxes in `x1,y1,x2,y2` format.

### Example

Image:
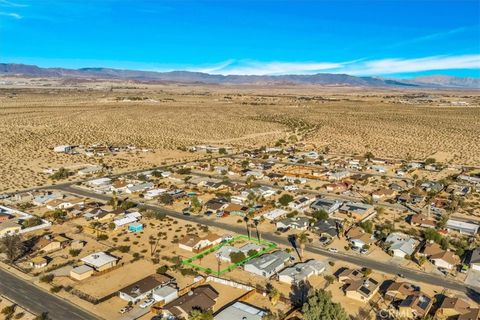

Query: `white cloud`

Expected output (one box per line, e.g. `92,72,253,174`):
0,0,28,7
0,11,21,18
193,60,343,75
343,55,480,76
182,55,480,76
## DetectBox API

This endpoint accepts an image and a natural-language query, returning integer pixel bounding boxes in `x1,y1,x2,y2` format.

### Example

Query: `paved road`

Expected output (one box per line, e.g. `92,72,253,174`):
53,184,478,295
0,268,99,320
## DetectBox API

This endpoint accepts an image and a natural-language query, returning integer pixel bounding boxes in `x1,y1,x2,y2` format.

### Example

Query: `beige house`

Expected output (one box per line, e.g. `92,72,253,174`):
80,251,118,272
435,297,479,320
70,265,94,281
0,221,22,237
344,277,380,302
178,233,222,252
398,292,433,319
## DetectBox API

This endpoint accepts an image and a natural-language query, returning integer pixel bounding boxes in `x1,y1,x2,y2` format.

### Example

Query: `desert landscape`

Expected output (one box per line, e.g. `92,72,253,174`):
1,80,479,193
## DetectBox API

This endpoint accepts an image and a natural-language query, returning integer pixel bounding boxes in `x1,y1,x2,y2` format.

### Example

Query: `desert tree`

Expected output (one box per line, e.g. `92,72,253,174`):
0,234,24,264
302,289,347,320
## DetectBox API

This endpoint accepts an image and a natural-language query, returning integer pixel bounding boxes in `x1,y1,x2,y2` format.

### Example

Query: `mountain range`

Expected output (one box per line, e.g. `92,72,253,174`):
1,63,479,88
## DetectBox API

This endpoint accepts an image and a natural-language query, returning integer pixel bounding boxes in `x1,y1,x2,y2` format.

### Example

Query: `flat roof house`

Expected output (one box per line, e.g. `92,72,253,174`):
214,302,266,320
276,216,310,231
80,251,119,272
119,274,173,304
467,247,480,271
445,219,479,236
310,198,343,215
278,259,326,285
244,250,291,278
339,202,375,221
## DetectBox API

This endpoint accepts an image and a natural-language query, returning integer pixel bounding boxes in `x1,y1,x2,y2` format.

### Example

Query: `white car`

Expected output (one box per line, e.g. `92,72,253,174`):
284,185,299,191
328,248,338,253
222,235,233,242
139,298,155,309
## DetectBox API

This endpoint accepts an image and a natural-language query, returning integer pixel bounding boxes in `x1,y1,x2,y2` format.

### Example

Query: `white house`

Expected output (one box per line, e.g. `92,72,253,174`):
278,260,326,285
53,145,74,153
119,274,173,304
262,208,288,221
385,233,419,259
244,251,291,278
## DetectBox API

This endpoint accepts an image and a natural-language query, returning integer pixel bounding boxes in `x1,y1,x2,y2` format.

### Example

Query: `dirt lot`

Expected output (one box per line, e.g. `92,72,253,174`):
1,84,479,192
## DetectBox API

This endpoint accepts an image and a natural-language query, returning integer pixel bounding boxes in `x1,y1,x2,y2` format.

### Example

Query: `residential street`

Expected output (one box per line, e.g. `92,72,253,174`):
0,268,99,320
52,184,479,297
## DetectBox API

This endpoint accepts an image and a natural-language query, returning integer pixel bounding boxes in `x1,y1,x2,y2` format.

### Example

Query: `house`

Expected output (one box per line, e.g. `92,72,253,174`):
398,292,433,319
435,297,479,320
278,259,326,284
87,177,112,187
243,186,276,199
467,247,480,271
325,182,351,193
276,216,310,231
337,268,364,284
126,182,154,194
144,188,167,200
214,301,267,320
283,175,307,184
430,250,460,270
178,233,222,252
328,170,351,181
80,251,119,272
245,170,264,179
385,232,419,259
244,250,291,278
339,202,375,221
445,219,479,236
215,243,263,262
128,222,144,232
45,197,85,210
409,214,436,228
152,285,178,305
70,265,94,281
344,277,380,302
223,203,249,216
0,212,11,222
370,165,386,173
346,227,373,248
78,165,103,176
30,256,48,269
162,285,219,320
33,234,70,253
312,219,338,239
119,274,173,304
371,188,396,201
0,221,22,237
53,145,74,153
384,282,417,301
288,195,315,211
205,198,228,214
32,192,63,206
113,211,142,228
310,198,343,215
457,174,480,185
262,208,288,221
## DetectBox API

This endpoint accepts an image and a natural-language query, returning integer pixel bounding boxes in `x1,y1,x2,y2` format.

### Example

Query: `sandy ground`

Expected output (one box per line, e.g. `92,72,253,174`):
1,84,479,192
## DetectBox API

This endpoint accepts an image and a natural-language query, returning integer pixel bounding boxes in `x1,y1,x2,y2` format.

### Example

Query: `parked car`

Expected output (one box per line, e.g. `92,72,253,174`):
222,235,233,242
319,236,332,246
139,298,155,309
360,248,369,255
328,248,338,253
119,306,133,314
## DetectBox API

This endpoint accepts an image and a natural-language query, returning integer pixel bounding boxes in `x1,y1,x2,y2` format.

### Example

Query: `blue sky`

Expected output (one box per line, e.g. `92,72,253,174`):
1,0,479,77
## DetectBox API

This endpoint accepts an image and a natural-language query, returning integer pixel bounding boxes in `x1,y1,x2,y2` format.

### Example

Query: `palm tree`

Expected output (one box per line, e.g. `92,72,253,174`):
253,219,261,242
298,232,309,261
244,216,251,239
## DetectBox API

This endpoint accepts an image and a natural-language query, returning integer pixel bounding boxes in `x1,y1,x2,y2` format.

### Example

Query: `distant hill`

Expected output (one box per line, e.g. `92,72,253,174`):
0,63,478,88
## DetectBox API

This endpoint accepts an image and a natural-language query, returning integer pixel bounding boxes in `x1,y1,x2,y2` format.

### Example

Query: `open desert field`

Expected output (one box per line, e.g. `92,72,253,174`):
1,81,479,192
